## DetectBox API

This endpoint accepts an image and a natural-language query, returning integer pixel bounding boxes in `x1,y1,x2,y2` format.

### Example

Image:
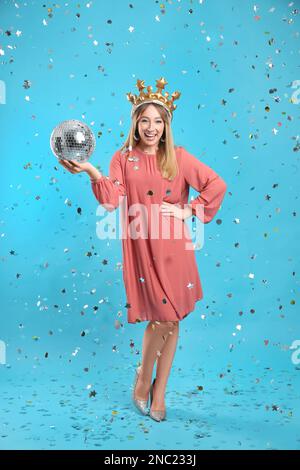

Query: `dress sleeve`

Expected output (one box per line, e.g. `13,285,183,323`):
180,146,227,223
90,150,126,212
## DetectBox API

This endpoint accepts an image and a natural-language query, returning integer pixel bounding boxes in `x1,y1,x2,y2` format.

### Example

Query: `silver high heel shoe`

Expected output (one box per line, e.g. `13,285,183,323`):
131,365,149,415
149,377,166,422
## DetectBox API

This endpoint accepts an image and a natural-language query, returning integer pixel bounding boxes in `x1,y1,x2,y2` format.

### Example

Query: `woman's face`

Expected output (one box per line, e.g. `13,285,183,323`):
136,104,165,149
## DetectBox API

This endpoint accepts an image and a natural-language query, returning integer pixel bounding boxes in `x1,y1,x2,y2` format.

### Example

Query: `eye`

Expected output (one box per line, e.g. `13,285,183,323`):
140,118,163,123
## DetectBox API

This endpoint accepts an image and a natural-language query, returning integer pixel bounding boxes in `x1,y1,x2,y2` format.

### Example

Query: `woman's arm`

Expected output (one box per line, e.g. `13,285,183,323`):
90,150,126,212
180,146,227,224
86,166,103,182
59,151,126,212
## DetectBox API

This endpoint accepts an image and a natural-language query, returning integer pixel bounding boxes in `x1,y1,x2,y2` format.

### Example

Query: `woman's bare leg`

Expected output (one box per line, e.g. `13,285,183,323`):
134,321,177,402
151,322,179,411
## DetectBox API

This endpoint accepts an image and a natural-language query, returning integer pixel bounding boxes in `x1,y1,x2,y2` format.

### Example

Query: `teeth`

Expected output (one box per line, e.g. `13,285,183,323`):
145,132,156,137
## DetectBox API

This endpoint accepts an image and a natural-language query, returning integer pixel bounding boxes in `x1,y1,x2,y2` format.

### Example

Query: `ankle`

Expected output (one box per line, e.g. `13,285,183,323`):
139,368,152,387
151,384,165,398
154,377,166,391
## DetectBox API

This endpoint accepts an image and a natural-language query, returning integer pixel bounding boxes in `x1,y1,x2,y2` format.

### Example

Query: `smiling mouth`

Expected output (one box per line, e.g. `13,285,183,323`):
144,132,157,139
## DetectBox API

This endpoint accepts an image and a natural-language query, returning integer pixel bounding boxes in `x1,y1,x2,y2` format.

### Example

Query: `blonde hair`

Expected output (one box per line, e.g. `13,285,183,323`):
120,103,179,181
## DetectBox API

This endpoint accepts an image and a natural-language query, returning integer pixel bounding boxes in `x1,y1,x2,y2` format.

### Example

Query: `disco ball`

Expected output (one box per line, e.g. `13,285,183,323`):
50,119,96,163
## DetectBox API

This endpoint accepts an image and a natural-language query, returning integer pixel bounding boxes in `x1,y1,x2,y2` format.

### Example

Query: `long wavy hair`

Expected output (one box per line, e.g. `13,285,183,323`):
120,102,179,181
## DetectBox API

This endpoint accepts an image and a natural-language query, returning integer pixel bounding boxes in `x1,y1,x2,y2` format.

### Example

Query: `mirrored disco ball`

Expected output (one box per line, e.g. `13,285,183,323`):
50,119,96,162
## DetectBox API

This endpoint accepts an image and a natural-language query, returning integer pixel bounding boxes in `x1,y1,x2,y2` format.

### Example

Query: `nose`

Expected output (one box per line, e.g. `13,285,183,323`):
147,124,157,131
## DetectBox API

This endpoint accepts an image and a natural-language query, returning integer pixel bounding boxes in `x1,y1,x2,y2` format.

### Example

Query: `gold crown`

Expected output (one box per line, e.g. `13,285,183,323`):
126,77,181,119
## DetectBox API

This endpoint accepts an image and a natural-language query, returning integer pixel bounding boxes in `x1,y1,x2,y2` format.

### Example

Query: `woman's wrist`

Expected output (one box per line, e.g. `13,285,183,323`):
86,165,102,182
182,204,193,220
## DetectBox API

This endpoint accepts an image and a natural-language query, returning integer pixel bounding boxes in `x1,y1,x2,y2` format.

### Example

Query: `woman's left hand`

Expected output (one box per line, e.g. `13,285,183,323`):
160,201,193,220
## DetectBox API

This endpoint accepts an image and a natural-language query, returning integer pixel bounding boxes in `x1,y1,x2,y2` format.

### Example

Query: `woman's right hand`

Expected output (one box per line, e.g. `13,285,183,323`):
59,158,103,181
58,159,93,174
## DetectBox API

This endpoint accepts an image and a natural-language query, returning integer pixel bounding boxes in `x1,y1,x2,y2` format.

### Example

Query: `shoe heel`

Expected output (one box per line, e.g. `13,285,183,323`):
149,377,155,406
149,378,166,422
132,366,149,416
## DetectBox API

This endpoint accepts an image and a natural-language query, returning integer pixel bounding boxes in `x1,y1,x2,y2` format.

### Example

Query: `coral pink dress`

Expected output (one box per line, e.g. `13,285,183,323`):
91,145,227,324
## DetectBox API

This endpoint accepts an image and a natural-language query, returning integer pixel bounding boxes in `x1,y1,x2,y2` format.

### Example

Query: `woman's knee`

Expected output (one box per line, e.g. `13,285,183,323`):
166,321,179,329
152,320,178,332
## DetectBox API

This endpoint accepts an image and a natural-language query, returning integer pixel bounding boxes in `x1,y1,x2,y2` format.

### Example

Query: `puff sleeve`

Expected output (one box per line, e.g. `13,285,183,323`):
90,150,126,212
181,146,227,224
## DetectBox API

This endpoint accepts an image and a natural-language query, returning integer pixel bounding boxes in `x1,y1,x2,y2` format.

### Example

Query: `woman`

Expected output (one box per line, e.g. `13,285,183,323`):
59,77,227,422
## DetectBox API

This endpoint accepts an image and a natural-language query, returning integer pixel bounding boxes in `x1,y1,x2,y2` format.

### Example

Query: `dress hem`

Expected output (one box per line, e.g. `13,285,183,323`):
127,295,203,324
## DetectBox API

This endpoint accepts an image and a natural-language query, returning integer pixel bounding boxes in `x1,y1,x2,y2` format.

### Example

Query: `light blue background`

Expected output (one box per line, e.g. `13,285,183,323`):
0,0,299,450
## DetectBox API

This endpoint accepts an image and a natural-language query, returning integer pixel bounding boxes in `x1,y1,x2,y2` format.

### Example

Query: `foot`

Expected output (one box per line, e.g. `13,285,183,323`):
134,367,151,402
150,379,166,413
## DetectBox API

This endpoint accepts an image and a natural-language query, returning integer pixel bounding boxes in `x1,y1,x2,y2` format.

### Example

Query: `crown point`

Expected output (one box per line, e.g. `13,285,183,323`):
157,77,168,88
136,79,145,91
127,77,181,116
